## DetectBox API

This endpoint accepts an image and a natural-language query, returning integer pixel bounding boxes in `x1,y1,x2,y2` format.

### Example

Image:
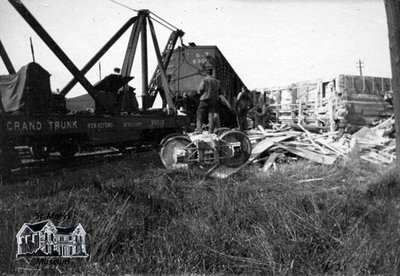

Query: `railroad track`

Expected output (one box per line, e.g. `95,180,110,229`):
5,147,159,184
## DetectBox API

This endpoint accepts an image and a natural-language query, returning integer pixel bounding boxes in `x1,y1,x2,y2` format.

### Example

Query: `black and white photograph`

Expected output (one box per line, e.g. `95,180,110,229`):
0,0,399,274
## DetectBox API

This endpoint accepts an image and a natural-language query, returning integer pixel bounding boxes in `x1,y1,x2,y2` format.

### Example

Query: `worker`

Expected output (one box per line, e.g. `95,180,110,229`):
254,95,267,128
236,86,252,131
196,67,220,133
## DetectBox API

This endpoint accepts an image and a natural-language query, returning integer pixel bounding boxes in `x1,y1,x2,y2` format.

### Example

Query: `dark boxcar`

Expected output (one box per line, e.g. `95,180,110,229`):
166,45,247,128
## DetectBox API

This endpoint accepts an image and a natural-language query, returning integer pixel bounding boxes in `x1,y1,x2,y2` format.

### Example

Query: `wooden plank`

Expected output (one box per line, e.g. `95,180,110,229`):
297,123,330,154
379,151,396,162
382,144,396,153
257,125,267,135
211,134,296,178
314,137,345,156
276,144,337,165
284,141,313,147
316,131,338,138
296,178,323,184
371,116,394,130
360,155,382,164
365,152,393,164
262,152,279,172
249,131,303,138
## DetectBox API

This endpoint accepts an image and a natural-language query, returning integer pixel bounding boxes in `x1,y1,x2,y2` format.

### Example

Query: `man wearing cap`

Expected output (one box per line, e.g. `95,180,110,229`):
196,68,220,133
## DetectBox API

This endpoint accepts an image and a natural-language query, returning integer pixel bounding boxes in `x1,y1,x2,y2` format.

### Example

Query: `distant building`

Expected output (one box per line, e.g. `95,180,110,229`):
16,220,87,258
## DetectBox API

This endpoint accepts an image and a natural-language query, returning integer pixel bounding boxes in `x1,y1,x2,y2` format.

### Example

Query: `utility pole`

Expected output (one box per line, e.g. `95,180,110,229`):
357,59,364,77
384,0,400,167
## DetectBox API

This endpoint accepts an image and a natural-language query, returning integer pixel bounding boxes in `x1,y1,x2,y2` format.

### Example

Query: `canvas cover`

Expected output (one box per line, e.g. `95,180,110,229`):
0,62,52,114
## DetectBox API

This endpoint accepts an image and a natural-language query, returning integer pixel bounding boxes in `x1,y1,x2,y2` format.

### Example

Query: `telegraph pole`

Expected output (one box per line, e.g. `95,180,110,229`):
357,59,364,77
384,0,400,167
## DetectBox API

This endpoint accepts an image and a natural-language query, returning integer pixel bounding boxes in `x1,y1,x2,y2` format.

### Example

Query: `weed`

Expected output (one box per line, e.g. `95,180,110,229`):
0,154,399,274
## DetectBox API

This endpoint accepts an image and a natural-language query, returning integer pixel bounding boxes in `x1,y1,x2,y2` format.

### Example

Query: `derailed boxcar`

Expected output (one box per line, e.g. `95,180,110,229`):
334,74,392,129
166,45,248,128
262,74,393,132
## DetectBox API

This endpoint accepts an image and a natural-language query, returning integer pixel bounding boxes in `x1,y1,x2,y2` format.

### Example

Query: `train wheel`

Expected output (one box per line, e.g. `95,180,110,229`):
219,130,252,168
159,136,191,170
159,133,183,147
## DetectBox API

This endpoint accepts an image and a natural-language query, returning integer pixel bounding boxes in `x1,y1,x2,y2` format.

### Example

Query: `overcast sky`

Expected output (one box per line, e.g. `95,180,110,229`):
0,0,392,99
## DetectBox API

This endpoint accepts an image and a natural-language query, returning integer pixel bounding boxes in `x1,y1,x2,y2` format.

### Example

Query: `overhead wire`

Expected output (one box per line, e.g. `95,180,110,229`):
109,0,138,12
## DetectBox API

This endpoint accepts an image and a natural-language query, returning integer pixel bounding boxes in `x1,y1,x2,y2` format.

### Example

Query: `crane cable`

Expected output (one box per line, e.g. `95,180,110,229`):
109,0,180,32
149,11,179,31
149,15,175,32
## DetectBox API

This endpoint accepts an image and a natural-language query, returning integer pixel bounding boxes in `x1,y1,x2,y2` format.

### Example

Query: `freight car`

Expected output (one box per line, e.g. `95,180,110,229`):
166,45,248,128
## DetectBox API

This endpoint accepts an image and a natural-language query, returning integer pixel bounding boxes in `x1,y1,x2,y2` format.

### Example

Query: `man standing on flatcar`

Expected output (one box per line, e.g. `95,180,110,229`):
196,67,220,133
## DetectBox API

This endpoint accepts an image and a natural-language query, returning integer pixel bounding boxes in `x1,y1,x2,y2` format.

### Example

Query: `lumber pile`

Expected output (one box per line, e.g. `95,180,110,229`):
212,117,396,179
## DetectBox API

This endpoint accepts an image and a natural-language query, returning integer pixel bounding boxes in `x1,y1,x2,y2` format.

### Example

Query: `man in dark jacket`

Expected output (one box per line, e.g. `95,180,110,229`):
196,68,220,133
236,86,252,131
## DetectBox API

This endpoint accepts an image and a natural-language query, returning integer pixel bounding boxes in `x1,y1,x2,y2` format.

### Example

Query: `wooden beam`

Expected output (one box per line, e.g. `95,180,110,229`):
148,18,176,114
262,152,279,172
141,17,148,106
277,144,337,165
121,13,145,77
0,40,16,74
60,16,137,96
297,123,329,154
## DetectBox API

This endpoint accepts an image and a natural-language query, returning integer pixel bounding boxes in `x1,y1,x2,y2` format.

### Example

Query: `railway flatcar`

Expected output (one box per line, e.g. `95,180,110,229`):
0,61,190,173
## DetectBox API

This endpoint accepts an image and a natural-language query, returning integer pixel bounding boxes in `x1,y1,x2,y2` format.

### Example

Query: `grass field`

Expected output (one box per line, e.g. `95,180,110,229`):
0,152,399,275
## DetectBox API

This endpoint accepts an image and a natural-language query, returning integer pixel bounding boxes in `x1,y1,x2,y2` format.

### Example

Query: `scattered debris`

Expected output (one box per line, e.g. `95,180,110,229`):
212,117,396,178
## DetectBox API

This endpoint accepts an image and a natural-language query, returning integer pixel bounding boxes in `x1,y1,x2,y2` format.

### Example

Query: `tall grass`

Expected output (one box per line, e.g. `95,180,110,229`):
0,154,399,275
